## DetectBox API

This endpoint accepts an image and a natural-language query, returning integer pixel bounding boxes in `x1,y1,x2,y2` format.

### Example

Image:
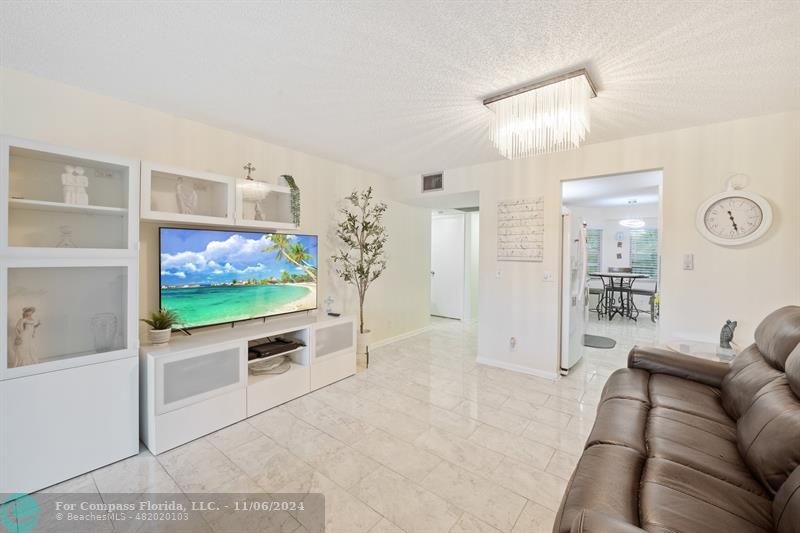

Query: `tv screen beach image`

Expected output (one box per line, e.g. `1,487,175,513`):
159,228,318,328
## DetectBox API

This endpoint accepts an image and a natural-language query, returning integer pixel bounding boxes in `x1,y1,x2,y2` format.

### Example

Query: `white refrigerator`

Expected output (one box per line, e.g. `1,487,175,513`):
560,213,588,374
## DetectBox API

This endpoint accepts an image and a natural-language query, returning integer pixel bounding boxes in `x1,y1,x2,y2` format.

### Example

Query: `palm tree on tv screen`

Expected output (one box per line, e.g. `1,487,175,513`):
264,235,317,281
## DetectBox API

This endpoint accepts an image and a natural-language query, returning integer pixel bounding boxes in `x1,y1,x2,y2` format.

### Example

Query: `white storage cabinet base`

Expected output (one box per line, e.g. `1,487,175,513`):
0,357,139,494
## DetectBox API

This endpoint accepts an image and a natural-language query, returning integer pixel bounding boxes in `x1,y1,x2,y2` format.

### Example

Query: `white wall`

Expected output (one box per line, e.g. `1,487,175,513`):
394,112,800,378
0,68,431,344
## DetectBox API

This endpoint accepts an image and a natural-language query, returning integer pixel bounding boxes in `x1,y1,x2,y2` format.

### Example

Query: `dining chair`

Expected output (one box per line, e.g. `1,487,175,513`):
607,267,634,318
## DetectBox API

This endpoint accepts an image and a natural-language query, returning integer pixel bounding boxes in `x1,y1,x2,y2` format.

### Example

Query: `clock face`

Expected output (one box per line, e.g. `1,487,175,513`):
703,196,763,240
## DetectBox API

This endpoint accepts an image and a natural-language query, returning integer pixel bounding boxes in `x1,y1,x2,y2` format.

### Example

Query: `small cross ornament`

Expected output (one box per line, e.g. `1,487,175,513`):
243,162,256,181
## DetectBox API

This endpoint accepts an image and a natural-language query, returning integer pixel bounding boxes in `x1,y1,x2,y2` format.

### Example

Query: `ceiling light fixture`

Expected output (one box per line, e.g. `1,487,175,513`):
619,199,645,228
484,68,597,159
619,218,646,229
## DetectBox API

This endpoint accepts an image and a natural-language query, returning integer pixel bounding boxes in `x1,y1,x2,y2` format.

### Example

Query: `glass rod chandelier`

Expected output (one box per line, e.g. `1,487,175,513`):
484,69,597,159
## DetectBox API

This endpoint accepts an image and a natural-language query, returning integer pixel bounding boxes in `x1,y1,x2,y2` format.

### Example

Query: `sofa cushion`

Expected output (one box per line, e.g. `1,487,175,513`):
786,343,800,399
754,305,800,370
599,368,649,405
721,343,784,420
773,466,800,533
585,398,649,455
648,373,731,424
647,407,768,497
640,458,773,533
554,444,644,533
737,377,800,494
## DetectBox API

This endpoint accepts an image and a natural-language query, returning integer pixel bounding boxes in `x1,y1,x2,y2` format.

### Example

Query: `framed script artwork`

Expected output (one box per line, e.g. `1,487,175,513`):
497,197,544,262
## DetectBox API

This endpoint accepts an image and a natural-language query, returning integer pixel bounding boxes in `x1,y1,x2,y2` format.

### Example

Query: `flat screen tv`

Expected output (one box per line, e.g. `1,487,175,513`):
159,227,318,329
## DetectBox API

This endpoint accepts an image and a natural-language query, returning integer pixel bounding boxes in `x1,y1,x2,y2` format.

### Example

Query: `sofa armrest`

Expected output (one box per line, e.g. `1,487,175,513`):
571,510,647,533
627,345,729,388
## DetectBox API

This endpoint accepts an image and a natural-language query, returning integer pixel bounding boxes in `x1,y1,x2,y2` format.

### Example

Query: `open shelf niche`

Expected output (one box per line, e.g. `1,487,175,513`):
3,139,137,252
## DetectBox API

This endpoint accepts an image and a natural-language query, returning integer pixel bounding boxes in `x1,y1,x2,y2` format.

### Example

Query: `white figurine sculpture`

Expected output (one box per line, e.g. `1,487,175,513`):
61,166,89,205
176,177,198,215
12,307,40,368
254,201,265,221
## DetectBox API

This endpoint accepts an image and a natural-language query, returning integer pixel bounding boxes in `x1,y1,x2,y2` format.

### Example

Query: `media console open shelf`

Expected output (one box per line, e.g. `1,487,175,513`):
139,314,356,454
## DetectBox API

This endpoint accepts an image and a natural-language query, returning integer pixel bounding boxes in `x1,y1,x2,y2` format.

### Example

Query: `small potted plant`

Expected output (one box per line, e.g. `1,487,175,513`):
141,308,180,345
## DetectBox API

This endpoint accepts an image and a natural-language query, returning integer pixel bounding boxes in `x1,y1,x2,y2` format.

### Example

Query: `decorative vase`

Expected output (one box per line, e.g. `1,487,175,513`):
148,328,171,345
91,312,118,352
356,329,372,355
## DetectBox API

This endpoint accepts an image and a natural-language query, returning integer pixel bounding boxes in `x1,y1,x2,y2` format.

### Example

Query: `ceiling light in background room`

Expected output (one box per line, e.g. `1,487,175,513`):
620,199,646,228
619,218,646,228
484,68,597,159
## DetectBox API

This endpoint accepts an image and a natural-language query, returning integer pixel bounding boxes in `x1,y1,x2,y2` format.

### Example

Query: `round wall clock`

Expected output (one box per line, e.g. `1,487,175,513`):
696,189,772,246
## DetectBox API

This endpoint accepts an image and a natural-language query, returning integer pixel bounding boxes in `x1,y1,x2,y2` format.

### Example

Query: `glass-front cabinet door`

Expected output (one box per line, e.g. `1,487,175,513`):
1,261,137,380
1,137,138,254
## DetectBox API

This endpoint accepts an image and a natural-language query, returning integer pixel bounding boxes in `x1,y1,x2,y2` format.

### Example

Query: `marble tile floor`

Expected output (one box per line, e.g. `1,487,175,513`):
40,315,658,533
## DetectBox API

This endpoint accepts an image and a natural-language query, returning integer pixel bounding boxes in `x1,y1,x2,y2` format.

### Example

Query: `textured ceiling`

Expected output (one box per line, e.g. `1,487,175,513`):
1,1,798,178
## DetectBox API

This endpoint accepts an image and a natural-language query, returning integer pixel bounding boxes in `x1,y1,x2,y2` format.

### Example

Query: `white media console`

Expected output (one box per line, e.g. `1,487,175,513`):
139,313,356,454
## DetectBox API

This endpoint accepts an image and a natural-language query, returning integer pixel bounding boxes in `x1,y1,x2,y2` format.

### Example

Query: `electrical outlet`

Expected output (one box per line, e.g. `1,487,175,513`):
509,337,517,350
543,271,554,282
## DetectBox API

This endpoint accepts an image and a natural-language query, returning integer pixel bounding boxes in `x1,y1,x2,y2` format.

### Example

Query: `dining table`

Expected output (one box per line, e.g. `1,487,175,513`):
589,272,648,321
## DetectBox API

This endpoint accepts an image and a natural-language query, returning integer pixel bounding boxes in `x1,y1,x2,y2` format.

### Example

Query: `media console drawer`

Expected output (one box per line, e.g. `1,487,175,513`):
247,363,310,416
310,350,356,391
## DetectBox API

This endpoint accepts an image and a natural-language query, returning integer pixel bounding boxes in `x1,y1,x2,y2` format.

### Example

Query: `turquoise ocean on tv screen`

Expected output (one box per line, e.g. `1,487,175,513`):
162,284,312,328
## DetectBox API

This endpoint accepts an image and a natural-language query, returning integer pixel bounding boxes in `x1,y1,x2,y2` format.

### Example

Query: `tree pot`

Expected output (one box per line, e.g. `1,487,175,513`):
357,329,372,355
148,328,172,345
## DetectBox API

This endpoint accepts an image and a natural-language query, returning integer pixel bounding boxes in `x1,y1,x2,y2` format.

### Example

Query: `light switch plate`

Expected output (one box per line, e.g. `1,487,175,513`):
683,253,694,270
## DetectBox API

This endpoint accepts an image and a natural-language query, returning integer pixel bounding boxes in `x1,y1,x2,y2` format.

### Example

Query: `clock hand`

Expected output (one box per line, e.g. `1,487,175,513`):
727,210,739,232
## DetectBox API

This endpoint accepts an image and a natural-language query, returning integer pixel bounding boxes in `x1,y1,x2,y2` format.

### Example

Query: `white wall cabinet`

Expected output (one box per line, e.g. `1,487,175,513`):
234,179,297,230
1,137,138,256
140,314,355,454
140,161,235,226
140,161,297,230
0,137,139,494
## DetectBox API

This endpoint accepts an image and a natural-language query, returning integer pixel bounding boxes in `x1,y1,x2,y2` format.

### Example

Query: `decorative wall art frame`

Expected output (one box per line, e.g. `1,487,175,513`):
497,197,544,262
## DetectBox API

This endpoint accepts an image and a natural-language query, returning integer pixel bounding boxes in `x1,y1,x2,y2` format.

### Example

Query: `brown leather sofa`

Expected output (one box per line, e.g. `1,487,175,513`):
553,306,800,533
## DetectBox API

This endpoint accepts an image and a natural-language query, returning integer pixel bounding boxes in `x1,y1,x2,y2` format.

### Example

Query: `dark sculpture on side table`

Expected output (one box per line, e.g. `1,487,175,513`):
720,320,737,349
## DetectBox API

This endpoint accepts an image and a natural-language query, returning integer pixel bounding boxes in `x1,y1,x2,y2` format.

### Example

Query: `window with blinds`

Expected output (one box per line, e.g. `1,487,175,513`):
630,228,659,278
586,228,602,274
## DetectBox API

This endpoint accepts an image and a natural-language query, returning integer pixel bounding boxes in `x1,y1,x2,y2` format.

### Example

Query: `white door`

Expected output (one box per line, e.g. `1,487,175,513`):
431,214,465,319
560,213,588,373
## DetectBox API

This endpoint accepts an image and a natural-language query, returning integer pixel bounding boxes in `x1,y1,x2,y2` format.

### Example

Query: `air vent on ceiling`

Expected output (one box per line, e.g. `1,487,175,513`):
422,173,444,193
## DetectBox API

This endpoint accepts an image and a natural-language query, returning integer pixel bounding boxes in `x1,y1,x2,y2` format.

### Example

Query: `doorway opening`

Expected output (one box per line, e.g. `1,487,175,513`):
430,208,479,323
560,170,663,375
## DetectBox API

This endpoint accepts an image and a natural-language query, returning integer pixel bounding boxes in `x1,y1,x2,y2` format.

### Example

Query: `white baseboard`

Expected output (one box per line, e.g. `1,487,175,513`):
476,356,559,381
371,325,433,349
